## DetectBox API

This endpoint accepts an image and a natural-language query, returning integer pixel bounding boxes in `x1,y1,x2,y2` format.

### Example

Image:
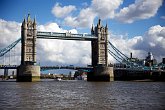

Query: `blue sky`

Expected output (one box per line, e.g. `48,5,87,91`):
1,0,164,37
0,0,165,73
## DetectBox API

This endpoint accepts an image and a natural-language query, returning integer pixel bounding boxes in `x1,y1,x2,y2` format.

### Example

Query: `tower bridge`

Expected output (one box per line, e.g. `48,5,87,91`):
14,14,114,82
1,14,164,81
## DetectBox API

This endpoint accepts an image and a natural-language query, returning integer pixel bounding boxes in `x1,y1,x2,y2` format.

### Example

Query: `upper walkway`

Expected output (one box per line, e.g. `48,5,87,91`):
37,31,97,41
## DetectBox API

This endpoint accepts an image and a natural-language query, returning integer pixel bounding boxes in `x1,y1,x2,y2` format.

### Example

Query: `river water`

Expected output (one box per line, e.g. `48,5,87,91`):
0,79,165,110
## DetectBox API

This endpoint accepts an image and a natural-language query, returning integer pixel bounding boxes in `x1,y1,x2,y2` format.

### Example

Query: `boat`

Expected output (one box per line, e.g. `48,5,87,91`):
54,77,62,81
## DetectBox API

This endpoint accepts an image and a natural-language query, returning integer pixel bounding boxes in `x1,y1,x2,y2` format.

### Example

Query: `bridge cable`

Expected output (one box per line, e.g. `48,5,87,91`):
108,41,132,65
108,41,129,59
108,49,123,61
108,40,136,67
108,50,122,63
0,38,21,57
108,41,144,67
109,43,128,61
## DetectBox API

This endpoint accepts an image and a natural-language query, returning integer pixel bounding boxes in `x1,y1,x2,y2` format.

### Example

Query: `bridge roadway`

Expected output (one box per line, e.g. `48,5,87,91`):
0,65,93,71
37,31,97,41
41,66,93,71
0,65,18,69
114,67,165,73
1,65,165,73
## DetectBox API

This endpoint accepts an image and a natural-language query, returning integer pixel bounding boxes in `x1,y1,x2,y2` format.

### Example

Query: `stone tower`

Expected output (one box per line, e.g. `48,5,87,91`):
21,14,36,65
88,19,114,81
91,19,108,67
17,14,40,82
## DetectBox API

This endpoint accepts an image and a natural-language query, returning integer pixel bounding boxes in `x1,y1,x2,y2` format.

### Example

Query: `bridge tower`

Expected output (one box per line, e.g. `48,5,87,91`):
88,19,114,81
17,14,40,82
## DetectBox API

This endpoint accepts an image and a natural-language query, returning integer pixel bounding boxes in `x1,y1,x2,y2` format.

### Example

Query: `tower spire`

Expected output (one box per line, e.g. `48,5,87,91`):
105,21,108,28
98,18,101,25
33,16,37,29
27,13,31,22
33,15,36,24
91,24,94,34
105,21,108,32
23,17,26,24
22,15,27,28
97,18,101,28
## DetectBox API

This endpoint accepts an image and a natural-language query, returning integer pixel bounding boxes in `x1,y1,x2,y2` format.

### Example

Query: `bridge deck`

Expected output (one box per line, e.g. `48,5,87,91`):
0,65,93,71
1,65,165,73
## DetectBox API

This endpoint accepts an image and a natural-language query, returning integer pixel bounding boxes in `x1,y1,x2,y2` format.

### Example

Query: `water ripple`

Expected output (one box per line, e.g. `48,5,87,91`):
0,80,165,110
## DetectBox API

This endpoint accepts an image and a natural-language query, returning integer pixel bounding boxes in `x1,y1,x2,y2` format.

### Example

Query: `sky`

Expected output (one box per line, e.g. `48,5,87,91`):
0,0,165,74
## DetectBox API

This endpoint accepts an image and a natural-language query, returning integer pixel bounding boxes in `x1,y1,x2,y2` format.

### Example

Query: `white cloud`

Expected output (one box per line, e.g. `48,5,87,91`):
82,2,89,8
0,19,21,65
63,0,123,28
51,3,76,18
38,22,65,32
64,8,96,28
0,19,21,46
161,16,165,20
133,25,165,61
37,22,91,66
37,38,91,66
92,0,123,19
109,25,165,63
52,0,163,28
115,0,163,23
108,32,144,63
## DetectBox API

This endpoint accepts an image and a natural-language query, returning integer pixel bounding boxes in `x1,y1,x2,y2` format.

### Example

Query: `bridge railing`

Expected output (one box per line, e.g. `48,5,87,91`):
40,65,93,71
0,65,18,69
37,31,97,39
37,31,66,37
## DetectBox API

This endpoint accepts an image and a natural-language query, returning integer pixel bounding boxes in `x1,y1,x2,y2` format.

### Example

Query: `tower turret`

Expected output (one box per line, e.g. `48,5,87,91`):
98,19,101,26
105,22,108,33
22,18,27,28
33,17,37,29
27,13,31,22
91,24,94,35
97,18,101,28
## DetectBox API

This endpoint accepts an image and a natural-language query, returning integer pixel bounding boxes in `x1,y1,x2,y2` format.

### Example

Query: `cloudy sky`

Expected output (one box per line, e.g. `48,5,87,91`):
0,0,165,71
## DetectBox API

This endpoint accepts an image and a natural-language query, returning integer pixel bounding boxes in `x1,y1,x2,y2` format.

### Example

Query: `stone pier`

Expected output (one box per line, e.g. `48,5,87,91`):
88,66,114,81
17,65,40,82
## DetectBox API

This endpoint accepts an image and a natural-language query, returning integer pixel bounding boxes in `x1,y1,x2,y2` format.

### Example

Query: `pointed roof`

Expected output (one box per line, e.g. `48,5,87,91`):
98,18,101,25
22,16,27,27
23,17,26,23
27,13,31,22
91,24,94,31
33,16,36,24
105,22,108,28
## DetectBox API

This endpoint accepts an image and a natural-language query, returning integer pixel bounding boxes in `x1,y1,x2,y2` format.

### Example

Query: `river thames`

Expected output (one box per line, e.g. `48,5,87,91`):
0,80,165,110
